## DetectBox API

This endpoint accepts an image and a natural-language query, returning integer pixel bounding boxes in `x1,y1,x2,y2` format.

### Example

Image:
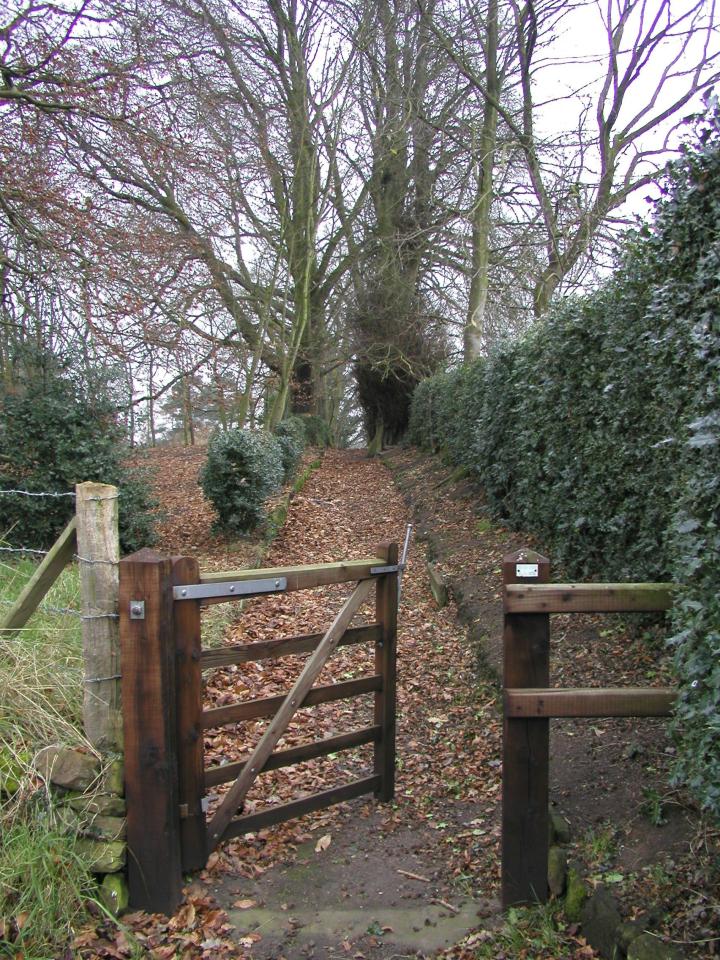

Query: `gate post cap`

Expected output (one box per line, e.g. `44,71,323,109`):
502,548,549,565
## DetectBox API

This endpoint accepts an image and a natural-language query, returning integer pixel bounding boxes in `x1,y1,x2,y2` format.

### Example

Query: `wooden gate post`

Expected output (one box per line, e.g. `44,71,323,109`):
374,541,398,802
171,556,207,871
501,548,550,908
119,549,183,914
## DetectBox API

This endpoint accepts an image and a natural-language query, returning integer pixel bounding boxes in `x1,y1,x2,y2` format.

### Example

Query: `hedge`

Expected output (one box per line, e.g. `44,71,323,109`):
407,99,720,816
0,350,157,553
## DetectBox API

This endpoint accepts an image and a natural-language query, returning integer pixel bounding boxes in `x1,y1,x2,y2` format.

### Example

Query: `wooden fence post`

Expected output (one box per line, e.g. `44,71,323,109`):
502,548,551,908
374,541,398,802
171,556,207,872
119,549,183,914
76,482,122,751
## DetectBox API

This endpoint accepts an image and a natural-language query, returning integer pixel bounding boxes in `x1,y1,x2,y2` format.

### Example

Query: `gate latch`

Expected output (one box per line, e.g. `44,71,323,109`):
129,600,145,620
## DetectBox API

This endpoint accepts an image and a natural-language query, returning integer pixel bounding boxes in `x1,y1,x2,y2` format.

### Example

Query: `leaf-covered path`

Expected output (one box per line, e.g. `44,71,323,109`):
99,443,706,960
195,448,504,959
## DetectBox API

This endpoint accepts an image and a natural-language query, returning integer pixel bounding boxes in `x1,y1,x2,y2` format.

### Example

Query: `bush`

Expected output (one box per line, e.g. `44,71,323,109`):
275,416,306,480
298,414,332,448
0,350,156,553
406,98,720,815
200,428,284,535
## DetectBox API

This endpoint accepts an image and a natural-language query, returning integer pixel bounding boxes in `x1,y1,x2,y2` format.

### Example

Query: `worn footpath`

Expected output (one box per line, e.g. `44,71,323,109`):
83,444,714,960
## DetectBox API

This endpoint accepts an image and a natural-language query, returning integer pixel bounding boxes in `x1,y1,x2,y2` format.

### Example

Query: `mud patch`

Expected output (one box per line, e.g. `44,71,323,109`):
214,807,499,959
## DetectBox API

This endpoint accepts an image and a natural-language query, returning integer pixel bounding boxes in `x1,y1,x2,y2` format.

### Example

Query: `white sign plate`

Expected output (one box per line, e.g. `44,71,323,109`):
516,563,539,578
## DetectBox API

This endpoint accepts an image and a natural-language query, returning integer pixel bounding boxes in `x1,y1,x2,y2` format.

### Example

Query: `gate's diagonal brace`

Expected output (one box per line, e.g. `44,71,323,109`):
206,576,376,848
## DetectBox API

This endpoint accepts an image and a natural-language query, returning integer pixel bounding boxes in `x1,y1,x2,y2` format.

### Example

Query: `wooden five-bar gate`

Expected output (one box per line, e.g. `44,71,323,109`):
119,543,399,914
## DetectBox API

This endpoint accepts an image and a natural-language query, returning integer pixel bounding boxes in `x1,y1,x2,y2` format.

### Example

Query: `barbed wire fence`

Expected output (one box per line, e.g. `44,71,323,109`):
0,484,124,729
1,487,119,622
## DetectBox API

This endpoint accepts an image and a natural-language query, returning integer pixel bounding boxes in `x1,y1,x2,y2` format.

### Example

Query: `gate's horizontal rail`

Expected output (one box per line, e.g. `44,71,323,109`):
220,774,382,843
504,582,676,614
202,675,383,729
201,624,381,669
505,686,676,718
198,558,385,598
204,724,382,788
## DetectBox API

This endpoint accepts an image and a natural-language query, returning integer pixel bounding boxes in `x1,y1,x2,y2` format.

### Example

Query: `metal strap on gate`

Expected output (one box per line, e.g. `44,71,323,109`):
369,524,413,607
173,577,287,601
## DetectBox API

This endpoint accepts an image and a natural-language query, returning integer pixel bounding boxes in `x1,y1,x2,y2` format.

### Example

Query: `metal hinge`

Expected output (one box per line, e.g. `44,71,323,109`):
173,577,287,601
179,797,209,818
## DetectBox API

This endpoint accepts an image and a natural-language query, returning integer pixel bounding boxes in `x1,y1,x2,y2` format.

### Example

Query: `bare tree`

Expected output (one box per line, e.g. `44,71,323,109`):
444,0,720,332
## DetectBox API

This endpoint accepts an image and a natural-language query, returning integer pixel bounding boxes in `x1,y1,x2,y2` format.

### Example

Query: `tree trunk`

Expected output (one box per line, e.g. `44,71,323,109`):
182,375,195,446
367,419,384,457
464,0,499,360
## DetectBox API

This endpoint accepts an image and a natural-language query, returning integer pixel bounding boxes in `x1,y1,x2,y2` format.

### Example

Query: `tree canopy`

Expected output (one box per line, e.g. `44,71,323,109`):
1,0,718,444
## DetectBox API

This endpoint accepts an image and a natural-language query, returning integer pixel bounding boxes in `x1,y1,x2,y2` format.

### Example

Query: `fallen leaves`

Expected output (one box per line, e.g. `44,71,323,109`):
314,833,332,853
73,894,240,959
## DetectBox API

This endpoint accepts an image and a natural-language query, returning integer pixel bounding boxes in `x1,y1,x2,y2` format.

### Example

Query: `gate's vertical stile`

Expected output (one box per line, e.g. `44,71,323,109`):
171,556,207,871
374,541,398,801
501,549,551,909
119,550,183,915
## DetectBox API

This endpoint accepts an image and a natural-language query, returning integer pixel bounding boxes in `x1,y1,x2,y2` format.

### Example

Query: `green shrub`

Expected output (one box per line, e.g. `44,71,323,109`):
200,428,284,534
407,372,452,452
275,416,306,480
0,349,156,553
298,414,332,448
407,98,720,815
408,361,489,469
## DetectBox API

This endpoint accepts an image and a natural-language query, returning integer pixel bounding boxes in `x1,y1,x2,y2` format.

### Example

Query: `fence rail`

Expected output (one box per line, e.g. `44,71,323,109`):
501,548,677,909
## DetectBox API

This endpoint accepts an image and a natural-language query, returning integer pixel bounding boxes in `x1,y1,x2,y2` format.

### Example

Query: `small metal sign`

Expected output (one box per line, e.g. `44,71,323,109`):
516,563,539,578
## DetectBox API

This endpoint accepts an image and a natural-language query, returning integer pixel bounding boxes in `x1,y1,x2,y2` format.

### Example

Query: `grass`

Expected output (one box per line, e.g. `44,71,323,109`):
579,821,617,867
0,557,99,958
0,821,97,958
469,902,577,958
293,457,323,495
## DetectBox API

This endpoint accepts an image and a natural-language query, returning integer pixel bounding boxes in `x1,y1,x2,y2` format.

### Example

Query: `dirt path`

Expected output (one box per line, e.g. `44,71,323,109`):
108,443,707,960
187,448,504,959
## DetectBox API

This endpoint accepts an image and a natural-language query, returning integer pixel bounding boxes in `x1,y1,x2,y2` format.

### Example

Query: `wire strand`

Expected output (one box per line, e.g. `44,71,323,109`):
0,489,75,498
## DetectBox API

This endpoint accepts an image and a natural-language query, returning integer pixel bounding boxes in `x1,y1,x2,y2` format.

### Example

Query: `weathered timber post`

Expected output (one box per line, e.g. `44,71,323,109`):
119,550,183,914
502,548,551,908
171,556,207,872
374,541,398,801
76,482,122,751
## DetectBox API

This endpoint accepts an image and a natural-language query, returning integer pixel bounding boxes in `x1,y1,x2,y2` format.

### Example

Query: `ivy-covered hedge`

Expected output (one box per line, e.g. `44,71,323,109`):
200,419,307,535
407,100,720,816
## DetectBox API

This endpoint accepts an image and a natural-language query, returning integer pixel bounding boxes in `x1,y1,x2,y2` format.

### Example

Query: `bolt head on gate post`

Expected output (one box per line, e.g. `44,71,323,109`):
501,548,551,909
